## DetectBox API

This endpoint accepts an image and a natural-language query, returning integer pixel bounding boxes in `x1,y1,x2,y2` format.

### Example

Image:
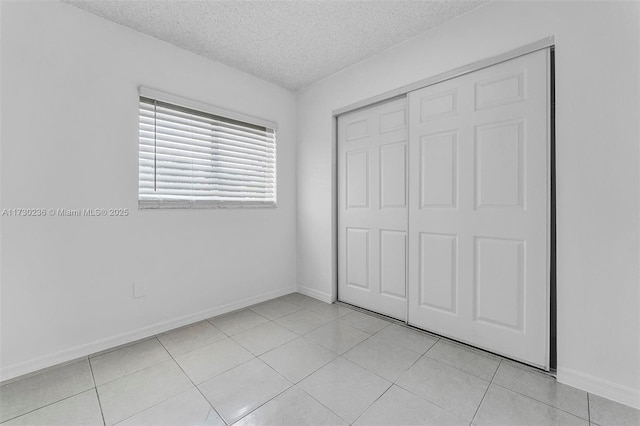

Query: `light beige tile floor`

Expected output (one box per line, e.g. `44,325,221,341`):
1,293,639,426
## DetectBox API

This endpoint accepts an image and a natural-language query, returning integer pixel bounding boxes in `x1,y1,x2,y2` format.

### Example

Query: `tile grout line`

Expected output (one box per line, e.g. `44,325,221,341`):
228,319,299,356
231,306,371,360
0,388,95,424
294,386,352,425
153,336,231,426
0,358,96,424
97,337,195,426
587,392,591,424
209,301,304,334
246,299,304,322
414,331,568,416
224,358,296,424
270,322,368,424
260,335,339,384
85,341,174,388
207,320,268,338
491,382,590,421
392,337,440,386
110,387,198,426
163,325,260,386
228,312,341,386
390,345,480,423
338,304,472,358
491,359,591,422
392,379,470,424
336,326,429,386
274,318,332,336
324,319,384,353
279,361,356,426
214,305,356,423
271,307,334,334
343,333,467,425
490,359,501,384
182,305,328,424
350,381,395,425
277,295,324,311
0,355,91,387
314,318,448,423
223,322,349,424
362,304,552,382
420,336,511,382
321,311,400,354
470,358,502,425
88,356,107,426
403,346,496,383
229,386,294,425
342,320,394,338
245,304,388,425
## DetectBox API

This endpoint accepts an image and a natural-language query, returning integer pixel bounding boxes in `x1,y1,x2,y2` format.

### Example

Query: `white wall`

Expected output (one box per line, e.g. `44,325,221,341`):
0,0,297,380
297,0,640,407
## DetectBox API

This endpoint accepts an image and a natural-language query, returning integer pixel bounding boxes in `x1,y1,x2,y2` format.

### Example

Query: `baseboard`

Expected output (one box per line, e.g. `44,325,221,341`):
557,367,640,409
296,285,333,303
0,286,296,383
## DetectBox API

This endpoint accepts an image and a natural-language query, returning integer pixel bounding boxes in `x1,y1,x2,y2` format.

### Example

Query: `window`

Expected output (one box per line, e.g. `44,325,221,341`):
138,88,277,208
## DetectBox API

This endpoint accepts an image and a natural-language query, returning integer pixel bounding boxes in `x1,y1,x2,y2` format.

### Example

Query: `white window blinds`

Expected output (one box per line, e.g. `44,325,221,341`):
138,93,277,208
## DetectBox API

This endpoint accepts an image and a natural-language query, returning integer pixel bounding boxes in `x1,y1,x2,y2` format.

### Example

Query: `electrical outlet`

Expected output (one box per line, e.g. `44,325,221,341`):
133,280,146,298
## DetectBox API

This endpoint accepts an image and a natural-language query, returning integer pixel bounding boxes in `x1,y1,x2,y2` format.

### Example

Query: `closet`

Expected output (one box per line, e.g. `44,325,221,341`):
337,48,550,369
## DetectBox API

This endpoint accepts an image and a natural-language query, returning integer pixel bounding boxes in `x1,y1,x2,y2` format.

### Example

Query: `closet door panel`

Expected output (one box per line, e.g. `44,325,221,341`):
408,49,550,369
338,97,408,320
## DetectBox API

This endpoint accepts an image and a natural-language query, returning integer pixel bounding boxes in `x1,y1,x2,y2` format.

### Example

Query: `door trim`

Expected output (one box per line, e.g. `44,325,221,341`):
333,37,554,117
332,38,557,369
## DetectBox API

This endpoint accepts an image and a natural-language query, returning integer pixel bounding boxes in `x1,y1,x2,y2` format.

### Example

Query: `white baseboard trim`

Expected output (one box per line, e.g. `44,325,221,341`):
557,367,640,409
0,286,296,383
296,285,333,304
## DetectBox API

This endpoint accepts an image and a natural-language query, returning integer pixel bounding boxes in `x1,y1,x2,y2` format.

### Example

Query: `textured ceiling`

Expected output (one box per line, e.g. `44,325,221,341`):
62,0,487,91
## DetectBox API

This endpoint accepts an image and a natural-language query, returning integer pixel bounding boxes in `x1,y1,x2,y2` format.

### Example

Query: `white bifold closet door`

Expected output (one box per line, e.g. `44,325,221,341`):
408,49,550,368
338,98,409,321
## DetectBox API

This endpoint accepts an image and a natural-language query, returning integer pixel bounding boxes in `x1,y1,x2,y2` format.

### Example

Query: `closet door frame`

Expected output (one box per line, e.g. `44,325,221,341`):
331,36,556,369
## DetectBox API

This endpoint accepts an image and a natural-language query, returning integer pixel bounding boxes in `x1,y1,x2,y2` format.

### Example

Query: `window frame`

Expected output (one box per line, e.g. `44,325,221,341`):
137,87,278,209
